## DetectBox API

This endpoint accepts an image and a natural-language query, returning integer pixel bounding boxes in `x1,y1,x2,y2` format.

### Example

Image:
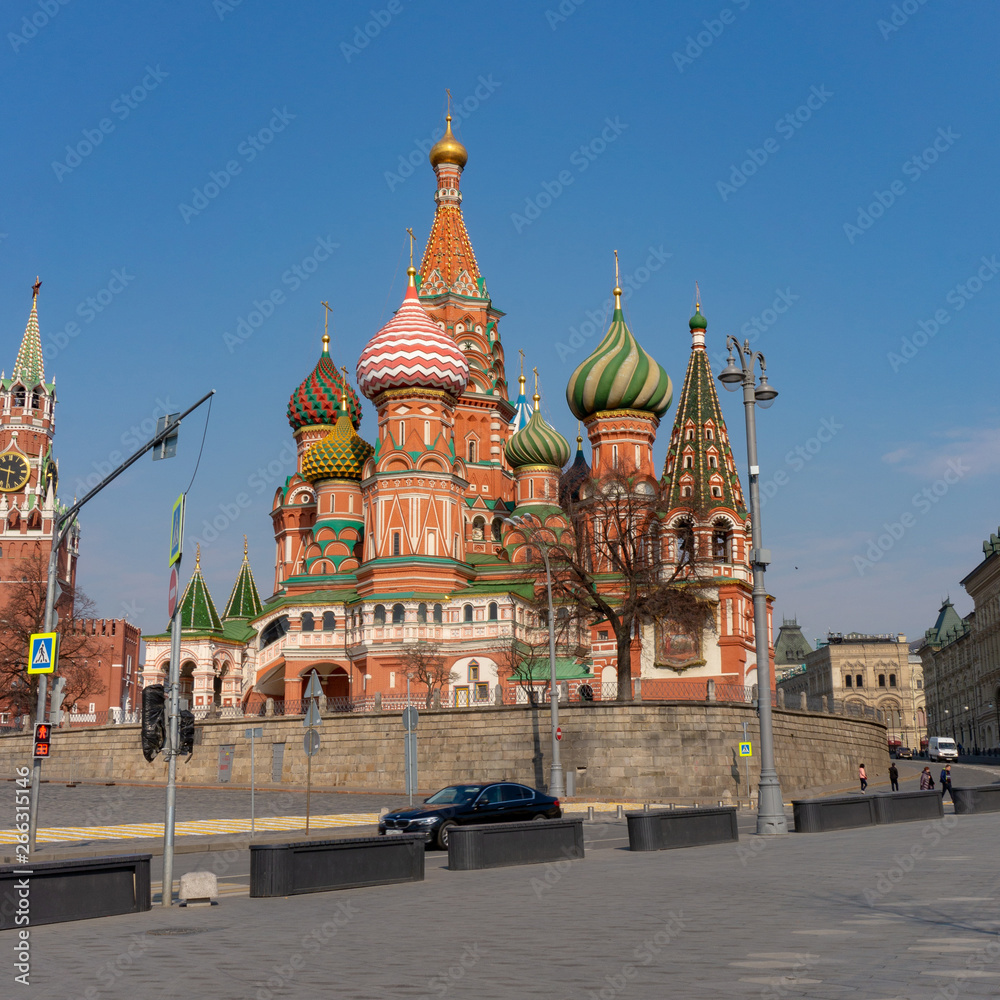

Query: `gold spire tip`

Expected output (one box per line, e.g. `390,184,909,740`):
406,227,415,268
195,543,201,569
695,280,701,312
613,251,622,301
532,366,540,404
243,534,248,557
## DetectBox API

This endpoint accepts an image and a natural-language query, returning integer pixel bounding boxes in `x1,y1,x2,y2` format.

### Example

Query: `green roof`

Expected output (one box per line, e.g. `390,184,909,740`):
224,547,263,620
176,557,223,633
924,599,969,647
513,657,592,681
13,294,45,388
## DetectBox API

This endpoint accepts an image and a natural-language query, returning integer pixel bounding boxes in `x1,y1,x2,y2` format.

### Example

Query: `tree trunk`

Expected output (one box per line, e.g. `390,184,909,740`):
616,623,633,702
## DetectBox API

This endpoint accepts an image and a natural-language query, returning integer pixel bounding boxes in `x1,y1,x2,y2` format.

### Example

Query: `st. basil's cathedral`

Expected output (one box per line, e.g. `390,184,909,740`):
142,111,772,713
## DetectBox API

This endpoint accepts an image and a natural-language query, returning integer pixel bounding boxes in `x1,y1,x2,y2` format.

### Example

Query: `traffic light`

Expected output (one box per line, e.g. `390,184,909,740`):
178,709,195,756
51,676,66,727
33,723,51,758
141,684,165,762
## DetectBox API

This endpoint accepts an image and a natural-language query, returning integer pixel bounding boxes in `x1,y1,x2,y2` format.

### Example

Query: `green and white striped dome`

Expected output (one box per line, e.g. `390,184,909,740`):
566,298,672,420
505,405,570,469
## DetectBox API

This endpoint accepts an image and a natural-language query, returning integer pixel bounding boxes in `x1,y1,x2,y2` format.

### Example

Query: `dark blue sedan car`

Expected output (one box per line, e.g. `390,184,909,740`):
379,782,562,848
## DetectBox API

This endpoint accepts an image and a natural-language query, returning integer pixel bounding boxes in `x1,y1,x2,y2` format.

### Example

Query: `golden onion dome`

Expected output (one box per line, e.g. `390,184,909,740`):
429,115,468,169
302,405,374,483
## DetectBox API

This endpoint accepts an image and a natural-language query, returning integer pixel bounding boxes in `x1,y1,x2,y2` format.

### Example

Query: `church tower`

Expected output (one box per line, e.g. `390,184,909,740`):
659,299,763,685
0,280,78,596
418,108,515,508
566,266,672,480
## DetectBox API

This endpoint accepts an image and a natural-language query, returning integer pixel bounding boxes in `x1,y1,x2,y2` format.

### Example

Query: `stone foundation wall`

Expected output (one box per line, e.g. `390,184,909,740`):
0,703,887,801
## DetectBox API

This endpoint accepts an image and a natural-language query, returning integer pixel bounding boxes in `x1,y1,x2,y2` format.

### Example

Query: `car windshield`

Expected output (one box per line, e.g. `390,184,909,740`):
425,785,484,805
938,739,956,748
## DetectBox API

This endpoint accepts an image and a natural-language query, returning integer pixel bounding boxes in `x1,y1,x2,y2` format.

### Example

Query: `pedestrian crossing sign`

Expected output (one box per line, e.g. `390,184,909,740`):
739,742,753,757
27,632,58,674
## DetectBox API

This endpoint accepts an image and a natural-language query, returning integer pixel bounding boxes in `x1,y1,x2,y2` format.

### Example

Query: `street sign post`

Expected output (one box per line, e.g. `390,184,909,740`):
402,707,419,804
556,726,563,741
244,726,264,837
742,721,752,804
739,743,753,756
167,566,179,619
302,671,323,833
32,723,51,758
27,633,58,674
168,494,184,567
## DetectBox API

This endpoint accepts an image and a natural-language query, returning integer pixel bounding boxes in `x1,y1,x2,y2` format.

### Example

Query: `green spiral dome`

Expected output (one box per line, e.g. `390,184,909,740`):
505,406,571,469
566,301,672,420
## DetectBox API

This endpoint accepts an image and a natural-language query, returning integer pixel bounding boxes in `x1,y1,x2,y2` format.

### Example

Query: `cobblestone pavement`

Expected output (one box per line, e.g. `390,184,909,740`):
13,806,1000,998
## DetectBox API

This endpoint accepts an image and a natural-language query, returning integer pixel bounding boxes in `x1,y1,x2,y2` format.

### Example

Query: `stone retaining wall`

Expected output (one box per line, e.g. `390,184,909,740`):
0,703,887,801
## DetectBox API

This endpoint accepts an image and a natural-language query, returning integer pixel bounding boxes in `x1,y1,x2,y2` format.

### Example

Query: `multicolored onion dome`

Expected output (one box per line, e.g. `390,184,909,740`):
505,403,570,469
301,406,374,482
429,114,468,169
566,296,672,420
357,269,469,400
288,337,362,432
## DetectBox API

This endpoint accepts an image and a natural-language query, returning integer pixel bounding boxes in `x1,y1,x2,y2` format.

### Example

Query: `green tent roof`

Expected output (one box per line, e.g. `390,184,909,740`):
224,544,263,620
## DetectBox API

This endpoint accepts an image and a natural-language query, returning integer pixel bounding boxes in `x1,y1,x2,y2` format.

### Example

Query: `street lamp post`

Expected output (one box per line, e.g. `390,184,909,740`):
719,338,787,835
502,514,564,799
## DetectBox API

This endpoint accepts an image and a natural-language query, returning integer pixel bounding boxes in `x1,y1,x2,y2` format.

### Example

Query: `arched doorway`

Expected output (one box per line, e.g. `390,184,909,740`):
299,664,350,705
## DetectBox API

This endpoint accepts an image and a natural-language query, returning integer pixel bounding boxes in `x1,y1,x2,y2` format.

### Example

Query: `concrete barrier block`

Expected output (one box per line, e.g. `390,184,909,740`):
179,871,218,905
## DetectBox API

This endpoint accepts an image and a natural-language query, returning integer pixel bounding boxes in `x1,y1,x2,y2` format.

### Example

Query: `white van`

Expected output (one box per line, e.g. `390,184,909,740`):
928,736,958,761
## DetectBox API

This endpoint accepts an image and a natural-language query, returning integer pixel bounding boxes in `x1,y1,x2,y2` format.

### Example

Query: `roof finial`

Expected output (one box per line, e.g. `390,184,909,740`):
695,281,701,313
340,366,350,409
195,543,201,570
446,88,452,118
32,277,41,300
518,348,525,386
532,366,540,404
321,300,332,354
576,421,583,446
613,250,622,307
405,227,417,286
243,534,248,558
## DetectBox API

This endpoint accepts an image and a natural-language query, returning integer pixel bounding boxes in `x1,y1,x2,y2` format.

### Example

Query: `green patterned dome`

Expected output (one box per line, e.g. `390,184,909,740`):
288,337,362,432
566,297,672,420
505,404,571,469
302,407,374,482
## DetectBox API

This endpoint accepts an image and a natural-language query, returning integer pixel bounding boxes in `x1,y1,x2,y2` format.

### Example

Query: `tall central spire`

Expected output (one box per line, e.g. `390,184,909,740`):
13,277,46,388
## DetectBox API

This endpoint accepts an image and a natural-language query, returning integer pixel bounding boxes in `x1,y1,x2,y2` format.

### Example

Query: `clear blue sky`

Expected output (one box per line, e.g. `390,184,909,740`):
3,0,998,651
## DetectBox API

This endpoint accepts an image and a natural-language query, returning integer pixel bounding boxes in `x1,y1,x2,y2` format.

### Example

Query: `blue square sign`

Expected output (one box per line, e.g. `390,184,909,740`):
28,632,58,674
739,742,753,757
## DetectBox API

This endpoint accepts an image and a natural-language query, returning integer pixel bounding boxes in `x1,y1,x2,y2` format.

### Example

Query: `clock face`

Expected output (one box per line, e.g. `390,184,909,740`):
0,453,30,493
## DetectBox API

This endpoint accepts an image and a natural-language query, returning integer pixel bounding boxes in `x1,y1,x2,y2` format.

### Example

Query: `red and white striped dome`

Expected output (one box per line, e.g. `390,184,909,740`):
356,273,469,400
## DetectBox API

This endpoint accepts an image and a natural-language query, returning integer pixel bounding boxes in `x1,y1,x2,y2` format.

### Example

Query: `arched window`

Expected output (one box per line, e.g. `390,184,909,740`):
472,516,485,540
711,486,722,498
12,386,25,408
31,391,40,410
684,456,693,469
417,602,428,624
392,532,401,557
392,603,405,624
676,519,694,560
889,673,896,687
682,486,692,497
491,519,502,542
844,675,852,688
374,604,386,625
705,428,713,440
322,611,335,631
685,429,694,440
468,439,477,463
708,455,717,468
856,674,864,688
463,604,474,622
433,603,443,623
712,526,730,562
301,612,315,632
260,616,289,648
488,602,498,621
878,673,886,687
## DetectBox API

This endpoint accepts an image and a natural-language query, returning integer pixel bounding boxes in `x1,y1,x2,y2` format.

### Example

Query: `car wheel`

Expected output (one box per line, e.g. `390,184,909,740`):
436,821,456,850
531,814,547,821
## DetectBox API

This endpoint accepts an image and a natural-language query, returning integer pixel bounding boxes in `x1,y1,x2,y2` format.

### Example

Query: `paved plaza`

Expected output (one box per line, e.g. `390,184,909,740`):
5,760,1000,999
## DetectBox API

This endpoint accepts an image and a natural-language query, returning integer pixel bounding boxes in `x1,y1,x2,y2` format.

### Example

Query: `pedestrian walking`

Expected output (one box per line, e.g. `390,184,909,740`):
919,766,933,790
889,762,899,792
940,764,954,803
859,763,868,792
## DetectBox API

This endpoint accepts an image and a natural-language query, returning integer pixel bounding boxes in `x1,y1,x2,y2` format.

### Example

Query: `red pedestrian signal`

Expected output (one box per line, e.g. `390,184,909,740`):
33,722,52,759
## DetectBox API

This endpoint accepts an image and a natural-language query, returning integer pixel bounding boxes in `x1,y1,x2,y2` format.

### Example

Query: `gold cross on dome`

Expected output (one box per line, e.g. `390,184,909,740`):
406,227,415,268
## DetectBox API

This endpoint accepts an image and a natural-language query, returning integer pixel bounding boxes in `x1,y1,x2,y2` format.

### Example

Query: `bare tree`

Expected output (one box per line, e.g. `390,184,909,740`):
0,553,106,722
519,466,715,702
400,640,457,709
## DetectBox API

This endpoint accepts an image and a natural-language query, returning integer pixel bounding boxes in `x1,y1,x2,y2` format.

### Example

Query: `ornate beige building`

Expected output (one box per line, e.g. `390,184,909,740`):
921,528,1000,751
778,632,925,748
